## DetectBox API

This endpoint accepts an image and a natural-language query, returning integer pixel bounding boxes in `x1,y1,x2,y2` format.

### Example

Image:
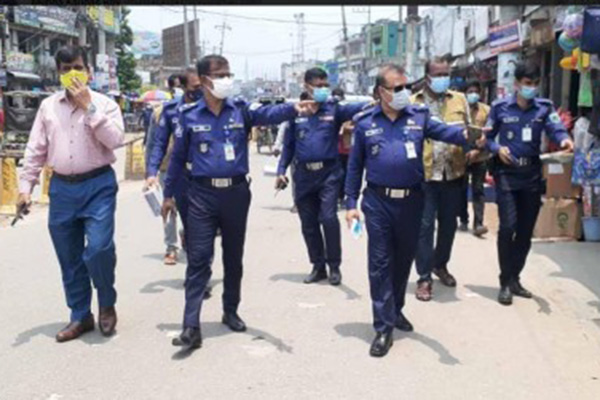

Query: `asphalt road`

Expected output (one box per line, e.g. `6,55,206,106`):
1,148,599,400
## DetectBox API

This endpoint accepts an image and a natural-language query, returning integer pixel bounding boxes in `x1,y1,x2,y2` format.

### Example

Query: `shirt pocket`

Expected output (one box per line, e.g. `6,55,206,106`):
365,135,385,159
193,132,215,157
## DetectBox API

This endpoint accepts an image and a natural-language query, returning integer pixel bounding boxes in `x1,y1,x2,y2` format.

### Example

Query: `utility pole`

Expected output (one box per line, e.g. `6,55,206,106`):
294,13,305,63
215,19,231,55
341,5,350,90
183,6,190,68
193,6,200,61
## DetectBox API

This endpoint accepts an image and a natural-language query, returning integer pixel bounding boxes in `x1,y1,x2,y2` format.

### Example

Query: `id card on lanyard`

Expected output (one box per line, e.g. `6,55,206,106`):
224,125,235,161
522,126,532,142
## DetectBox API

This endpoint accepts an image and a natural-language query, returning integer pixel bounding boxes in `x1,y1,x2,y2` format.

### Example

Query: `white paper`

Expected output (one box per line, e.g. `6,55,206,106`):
143,186,164,217
548,164,564,175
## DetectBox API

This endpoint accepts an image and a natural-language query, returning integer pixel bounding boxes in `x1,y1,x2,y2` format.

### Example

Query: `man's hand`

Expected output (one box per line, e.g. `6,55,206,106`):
144,176,158,191
465,149,480,165
560,138,574,153
295,100,318,116
498,146,514,166
69,77,92,111
346,209,360,229
475,132,487,149
16,193,32,216
275,175,289,190
161,197,176,221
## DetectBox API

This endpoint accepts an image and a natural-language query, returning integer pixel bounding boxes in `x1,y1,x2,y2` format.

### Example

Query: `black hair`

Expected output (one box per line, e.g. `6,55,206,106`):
425,56,449,75
514,62,541,81
465,80,482,92
54,45,88,69
373,63,405,99
332,87,345,99
167,74,180,89
299,91,310,101
196,54,229,76
304,67,328,83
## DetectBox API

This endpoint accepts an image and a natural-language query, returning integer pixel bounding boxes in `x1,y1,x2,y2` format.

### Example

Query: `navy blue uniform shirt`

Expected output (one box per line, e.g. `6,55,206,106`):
277,99,368,175
164,97,297,198
345,104,468,209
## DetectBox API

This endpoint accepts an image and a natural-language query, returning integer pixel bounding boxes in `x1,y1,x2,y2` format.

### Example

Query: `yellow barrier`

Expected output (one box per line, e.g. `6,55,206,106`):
0,158,18,215
39,166,52,204
125,139,146,180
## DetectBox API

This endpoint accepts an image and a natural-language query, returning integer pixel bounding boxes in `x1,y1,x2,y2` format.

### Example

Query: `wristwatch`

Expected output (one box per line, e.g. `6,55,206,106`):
86,103,97,115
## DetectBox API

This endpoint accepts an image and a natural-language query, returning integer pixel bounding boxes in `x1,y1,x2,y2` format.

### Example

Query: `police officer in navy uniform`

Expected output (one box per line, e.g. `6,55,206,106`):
162,55,312,349
275,68,369,286
345,64,485,357
486,62,573,306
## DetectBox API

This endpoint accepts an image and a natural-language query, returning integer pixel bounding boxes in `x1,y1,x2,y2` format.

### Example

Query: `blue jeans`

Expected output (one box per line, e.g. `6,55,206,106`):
415,178,463,282
48,168,118,322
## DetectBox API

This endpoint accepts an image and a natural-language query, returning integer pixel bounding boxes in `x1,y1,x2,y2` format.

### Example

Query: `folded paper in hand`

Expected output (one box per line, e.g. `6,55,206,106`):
144,185,164,217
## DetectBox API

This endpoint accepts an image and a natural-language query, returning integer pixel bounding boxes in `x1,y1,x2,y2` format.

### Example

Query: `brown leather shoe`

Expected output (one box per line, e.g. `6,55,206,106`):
55,314,95,343
415,280,433,301
98,307,117,337
433,268,457,287
164,250,177,265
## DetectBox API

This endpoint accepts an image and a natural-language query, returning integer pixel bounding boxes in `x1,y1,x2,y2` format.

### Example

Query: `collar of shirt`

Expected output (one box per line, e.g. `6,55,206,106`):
371,103,415,120
507,93,541,111
414,89,454,103
195,97,236,113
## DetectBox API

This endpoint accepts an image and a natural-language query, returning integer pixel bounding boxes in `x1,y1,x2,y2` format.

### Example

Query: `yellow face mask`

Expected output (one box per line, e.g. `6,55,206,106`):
60,70,89,90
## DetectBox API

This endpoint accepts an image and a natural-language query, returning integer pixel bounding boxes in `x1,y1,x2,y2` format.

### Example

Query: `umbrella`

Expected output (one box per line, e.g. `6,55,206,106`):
140,89,172,102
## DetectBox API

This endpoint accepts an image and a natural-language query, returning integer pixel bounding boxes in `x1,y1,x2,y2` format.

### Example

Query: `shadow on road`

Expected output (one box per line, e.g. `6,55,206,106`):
143,253,166,262
12,322,65,347
406,281,461,304
13,322,117,347
335,284,361,300
269,273,361,300
157,321,293,359
464,284,498,303
334,322,460,365
141,279,223,294
261,205,295,212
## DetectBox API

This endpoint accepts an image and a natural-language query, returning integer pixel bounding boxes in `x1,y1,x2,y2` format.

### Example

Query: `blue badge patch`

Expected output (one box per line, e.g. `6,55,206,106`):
365,128,383,137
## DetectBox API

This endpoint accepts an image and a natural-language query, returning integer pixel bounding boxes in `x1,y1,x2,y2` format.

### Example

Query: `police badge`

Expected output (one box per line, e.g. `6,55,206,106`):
371,144,380,156
199,142,209,153
507,131,515,140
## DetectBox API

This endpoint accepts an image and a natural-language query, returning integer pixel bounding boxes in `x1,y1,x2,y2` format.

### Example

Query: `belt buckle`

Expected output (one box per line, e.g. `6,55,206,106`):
517,158,527,167
186,162,192,171
307,162,323,171
388,189,407,199
212,178,231,188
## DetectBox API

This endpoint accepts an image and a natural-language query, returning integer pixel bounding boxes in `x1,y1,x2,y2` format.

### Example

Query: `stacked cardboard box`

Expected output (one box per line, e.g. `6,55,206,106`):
534,159,582,240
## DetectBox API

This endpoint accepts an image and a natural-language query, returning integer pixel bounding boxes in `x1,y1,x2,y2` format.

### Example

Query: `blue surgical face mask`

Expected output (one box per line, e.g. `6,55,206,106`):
312,87,331,103
429,76,450,94
519,85,538,100
187,89,203,102
466,93,480,105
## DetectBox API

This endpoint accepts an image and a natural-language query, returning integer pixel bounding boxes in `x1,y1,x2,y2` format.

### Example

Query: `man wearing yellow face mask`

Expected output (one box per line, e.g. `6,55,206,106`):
18,46,125,343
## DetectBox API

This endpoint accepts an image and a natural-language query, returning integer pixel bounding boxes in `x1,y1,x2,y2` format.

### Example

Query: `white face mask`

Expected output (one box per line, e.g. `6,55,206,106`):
207,77,235,99
384,88,412,111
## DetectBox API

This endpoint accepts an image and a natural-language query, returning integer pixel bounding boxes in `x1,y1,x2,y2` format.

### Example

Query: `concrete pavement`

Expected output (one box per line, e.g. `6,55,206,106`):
1,149,599,400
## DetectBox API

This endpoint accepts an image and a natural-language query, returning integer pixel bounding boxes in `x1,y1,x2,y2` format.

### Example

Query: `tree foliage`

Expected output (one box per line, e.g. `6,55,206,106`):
116,7,141,92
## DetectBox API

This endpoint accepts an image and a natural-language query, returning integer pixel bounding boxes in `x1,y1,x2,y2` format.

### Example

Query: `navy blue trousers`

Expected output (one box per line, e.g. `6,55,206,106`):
48,168,118,322
362,187,424,333
183,180,251,328
496,187,542,286
293,162,343,271
415,178,463,282
173,171,190,232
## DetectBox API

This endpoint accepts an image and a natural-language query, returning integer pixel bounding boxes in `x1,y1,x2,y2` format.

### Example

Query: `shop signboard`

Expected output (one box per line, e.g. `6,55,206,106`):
530,20,555,47
87,6,120,35
132,31,162,57
13,6,77,37
489,20,522,55
6,51,35,73
496,52,521,99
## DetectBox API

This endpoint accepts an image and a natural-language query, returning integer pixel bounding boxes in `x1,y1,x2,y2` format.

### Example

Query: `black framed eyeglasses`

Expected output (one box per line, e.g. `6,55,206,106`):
384,84,412,93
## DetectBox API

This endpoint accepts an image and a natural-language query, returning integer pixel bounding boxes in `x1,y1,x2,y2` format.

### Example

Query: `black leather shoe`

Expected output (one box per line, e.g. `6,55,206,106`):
370,331,393,357
203,285,212,300
222,313,247,332
172,327,202,348
395,312,414,332
509,281,533,298
498,286,513,306
329,268,342,286
303,268,328,284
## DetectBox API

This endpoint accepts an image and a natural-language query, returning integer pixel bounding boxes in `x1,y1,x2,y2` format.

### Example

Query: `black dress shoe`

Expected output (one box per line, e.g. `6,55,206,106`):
172,327,202,348
395,312,414,332
303,268,328,284
509,281,533,298
498,286,513,306
329,268,342,286
204,285,212,300
370,331,393,357
222,312,247,332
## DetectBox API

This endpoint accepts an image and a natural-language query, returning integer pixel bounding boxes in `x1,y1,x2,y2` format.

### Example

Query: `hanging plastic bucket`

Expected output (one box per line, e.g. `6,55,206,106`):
582,217,600,242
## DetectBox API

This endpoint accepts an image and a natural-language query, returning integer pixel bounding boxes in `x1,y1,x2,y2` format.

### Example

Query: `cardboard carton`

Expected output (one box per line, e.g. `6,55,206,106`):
534,198,582,239
543,160,581,199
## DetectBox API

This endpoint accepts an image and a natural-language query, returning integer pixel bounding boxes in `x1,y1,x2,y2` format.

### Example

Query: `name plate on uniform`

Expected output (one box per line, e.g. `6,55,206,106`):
192,124,211,132
502,116,519,123
319,115,334,122
295,117,308,123
365,128,383,137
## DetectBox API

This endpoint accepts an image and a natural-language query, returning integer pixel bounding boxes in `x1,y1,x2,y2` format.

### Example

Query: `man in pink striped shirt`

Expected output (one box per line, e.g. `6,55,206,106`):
18,46,124,343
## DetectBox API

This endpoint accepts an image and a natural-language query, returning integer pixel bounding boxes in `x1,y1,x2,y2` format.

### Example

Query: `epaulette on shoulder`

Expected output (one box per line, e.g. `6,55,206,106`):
233,96,247,105
536,98,553,106
179,101,198,113
491,98,506,107
352,107,374,123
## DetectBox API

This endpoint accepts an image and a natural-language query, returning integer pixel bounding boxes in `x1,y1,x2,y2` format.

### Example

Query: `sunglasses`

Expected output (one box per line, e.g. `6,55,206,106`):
384,84,412,93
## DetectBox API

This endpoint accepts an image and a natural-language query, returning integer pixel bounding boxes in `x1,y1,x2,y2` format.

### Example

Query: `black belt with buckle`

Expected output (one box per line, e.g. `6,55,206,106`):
53,165,112,183
192,175,247,189
511,156,540,167
367,182,421,199
298,158,337,172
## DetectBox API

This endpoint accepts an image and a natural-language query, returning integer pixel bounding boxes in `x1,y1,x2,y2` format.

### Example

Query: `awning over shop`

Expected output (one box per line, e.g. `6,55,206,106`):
8,71,42,81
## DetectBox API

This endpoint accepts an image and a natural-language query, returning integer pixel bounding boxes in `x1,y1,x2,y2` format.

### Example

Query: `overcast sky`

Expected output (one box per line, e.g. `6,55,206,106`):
129,6,410,81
